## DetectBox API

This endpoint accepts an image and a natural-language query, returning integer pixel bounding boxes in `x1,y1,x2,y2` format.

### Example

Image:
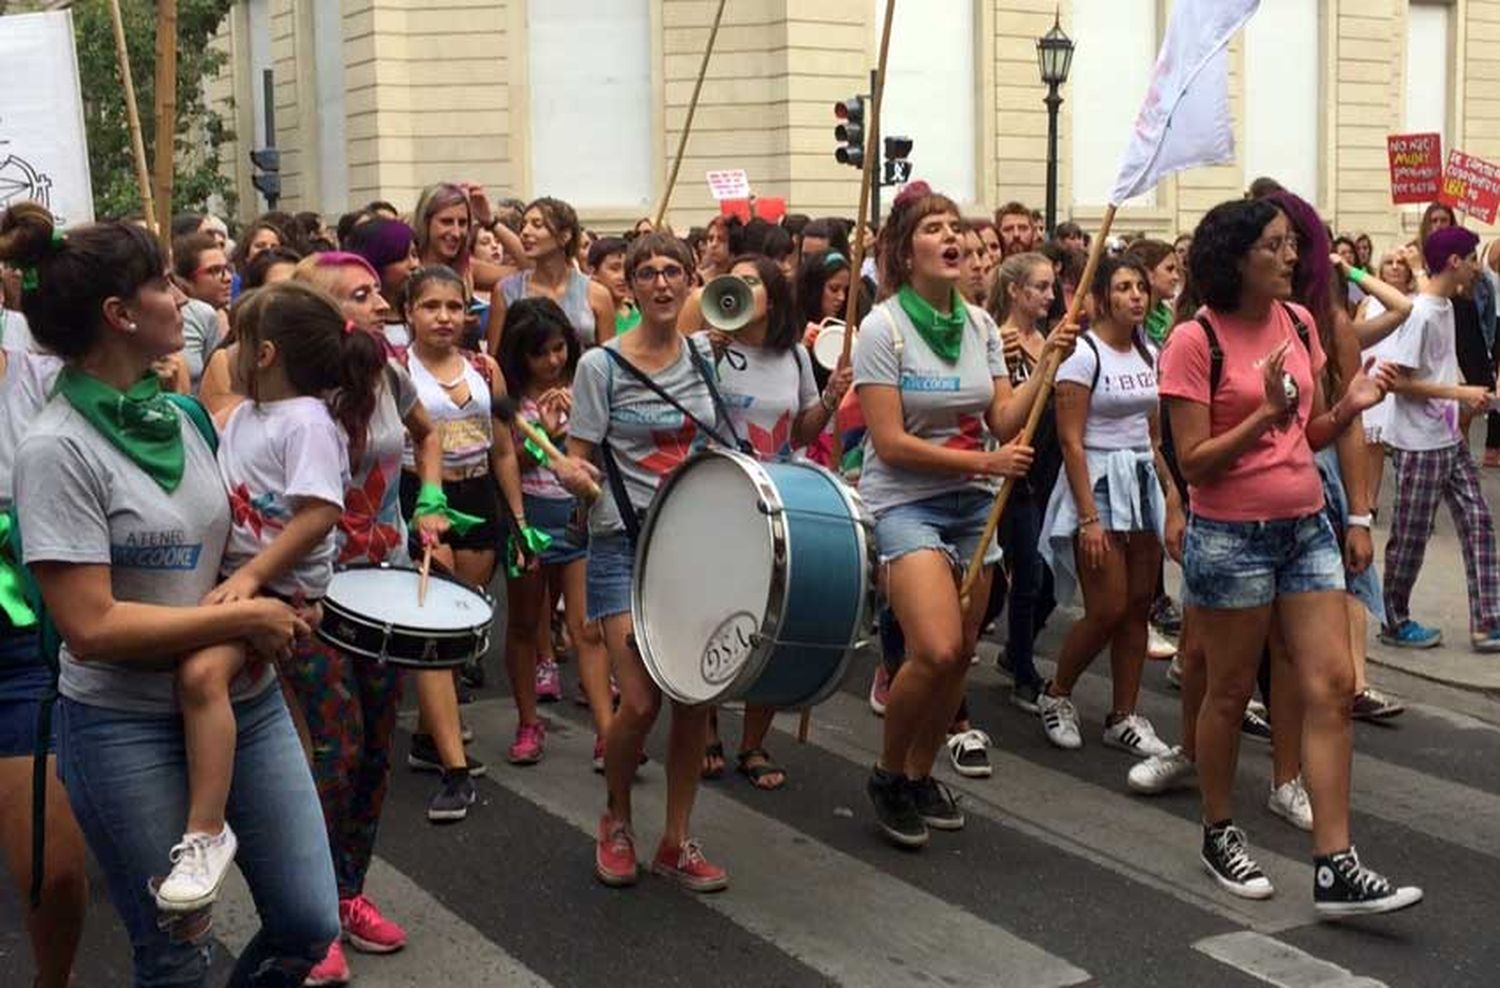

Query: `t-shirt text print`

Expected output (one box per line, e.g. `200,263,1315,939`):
111,528,202,570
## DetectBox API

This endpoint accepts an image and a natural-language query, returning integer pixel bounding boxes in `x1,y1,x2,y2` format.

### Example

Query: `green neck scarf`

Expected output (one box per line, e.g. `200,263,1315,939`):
1144,301,1174,346
897,284,967,363
55,368,186,493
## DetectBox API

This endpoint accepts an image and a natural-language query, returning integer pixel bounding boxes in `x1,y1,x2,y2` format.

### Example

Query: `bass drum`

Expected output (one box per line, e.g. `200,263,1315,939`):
632,449,875,708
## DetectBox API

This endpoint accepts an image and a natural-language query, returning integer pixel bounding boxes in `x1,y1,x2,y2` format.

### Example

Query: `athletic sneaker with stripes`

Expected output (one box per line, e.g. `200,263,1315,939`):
1313,847,1424,917
1201,822,1274,899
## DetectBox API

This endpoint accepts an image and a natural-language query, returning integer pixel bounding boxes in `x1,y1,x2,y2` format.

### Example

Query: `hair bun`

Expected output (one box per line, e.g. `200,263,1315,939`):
0,201,57,268
891,181,933,213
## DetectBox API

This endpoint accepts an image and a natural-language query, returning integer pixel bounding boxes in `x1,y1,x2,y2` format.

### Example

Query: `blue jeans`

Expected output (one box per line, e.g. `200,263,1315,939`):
995,492,1044,689
58,687,339,986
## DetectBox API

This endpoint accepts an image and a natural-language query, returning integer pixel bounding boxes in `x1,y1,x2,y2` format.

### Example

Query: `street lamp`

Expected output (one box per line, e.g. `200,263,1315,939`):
1036,11,1075,236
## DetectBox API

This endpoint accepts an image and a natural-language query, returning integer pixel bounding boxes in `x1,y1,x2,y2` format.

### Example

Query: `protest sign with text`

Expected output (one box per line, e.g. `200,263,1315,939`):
1439,149,1500,225
1387,133,1442,204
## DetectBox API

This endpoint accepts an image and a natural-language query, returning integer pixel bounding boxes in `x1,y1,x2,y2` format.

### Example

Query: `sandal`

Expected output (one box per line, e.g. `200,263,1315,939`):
735,748,786,791
701,741,726,780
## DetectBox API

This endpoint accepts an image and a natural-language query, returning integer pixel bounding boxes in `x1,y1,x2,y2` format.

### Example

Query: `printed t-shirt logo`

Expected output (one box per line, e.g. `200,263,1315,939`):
899,371,961,393
941,414,984,452
638,422,699,476
111,530,202,570
747,411,792,458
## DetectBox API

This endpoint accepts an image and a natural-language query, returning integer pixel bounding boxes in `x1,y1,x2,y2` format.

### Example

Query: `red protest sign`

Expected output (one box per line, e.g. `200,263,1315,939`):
1439,149,1500,225
1387,133,1442,204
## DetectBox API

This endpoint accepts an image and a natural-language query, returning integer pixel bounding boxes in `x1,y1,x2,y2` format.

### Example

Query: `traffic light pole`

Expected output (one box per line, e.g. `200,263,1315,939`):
261,68,278,210
870,68,881,230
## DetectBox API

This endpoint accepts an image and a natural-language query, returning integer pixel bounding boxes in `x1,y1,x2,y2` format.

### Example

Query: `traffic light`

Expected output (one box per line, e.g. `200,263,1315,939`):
834,96,865,168
883,135,913,185
250,148,281,208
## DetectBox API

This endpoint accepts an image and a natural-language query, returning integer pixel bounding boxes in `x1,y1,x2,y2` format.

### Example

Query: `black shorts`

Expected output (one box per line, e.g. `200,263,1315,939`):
399,472,503,552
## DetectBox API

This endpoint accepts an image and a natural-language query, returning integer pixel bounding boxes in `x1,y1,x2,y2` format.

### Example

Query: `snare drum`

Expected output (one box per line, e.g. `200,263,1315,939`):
318,563,495,668
632,449,875,708
811,322,848,371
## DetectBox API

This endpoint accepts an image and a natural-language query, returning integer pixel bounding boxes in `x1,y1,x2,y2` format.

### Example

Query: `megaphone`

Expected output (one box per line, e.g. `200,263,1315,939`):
700,275,755,332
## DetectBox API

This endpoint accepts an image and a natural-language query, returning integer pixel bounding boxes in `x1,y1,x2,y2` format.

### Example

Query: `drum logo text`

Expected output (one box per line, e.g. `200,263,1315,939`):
702,612,758,685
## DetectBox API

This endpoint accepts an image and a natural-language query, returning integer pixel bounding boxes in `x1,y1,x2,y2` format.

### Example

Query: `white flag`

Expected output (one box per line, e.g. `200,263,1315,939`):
1109,0,1260,206
0,11,94,226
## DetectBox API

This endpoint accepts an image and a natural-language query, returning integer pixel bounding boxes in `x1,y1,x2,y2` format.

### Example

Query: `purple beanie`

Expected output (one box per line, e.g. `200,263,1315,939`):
347,218,415,270
1424,226,1480,274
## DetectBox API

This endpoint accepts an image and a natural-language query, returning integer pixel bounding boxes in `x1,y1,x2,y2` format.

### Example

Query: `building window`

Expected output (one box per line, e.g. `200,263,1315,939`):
527,0,652,209
311,0,347,212
247,0,271,147
875,0,976,204
1404,2,1451,148
1243,0,1321,204
1070,0,1157,208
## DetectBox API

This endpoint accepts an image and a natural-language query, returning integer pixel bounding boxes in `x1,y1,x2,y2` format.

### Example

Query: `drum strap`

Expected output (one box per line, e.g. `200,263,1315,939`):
599,441,643,545
601,344,749,453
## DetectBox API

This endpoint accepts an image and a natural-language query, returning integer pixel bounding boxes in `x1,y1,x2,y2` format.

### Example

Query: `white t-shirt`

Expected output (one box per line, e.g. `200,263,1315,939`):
695,332,818,460
1054,331,1157,450
1385,294,1462,452
1360,295,1402,438
218,396,350,597
0,346,62,508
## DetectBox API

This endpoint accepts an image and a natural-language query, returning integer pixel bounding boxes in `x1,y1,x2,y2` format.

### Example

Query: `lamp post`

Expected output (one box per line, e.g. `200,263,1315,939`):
1036,11,1075,236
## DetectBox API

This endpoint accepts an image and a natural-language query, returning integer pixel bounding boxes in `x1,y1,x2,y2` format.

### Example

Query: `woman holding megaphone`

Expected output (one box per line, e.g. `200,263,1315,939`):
694,255,852,787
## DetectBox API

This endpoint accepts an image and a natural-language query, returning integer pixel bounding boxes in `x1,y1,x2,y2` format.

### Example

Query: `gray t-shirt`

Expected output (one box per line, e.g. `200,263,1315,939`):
694,332,818,460
570,336,723,535
851,297,1008,514
181,299,223,392
15,398,254,713
0,346,62,510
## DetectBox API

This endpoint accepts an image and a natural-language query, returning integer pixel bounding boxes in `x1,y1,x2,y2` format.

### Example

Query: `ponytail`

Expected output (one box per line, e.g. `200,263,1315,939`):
330,327,386,465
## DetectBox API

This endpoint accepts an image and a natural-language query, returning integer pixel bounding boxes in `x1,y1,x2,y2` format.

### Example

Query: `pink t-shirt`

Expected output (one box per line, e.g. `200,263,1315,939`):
1157,302,1326,522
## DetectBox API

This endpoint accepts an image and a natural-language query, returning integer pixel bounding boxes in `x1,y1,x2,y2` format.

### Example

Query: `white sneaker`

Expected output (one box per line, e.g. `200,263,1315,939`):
1166,653,1183,689
1147,626,1178,660
1102,713,1171,758
1038,690,1083,750
1268,776,1314,832
1127,745,1196,794
154,823,237,913
945,728,993,778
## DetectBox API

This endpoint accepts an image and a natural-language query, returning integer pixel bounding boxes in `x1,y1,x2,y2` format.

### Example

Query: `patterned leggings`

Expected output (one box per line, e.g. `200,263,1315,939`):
1383,443,1500,634
283,638,405,900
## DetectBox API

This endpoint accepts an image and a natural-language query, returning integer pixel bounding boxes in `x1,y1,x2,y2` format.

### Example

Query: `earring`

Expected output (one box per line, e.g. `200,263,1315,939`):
126,322,138,333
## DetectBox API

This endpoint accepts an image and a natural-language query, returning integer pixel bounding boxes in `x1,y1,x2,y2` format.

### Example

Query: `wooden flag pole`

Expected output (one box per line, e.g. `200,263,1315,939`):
107,0,156,233
828,0,898,468
152,0,179,248
652,0,728,230
958,204,1119,606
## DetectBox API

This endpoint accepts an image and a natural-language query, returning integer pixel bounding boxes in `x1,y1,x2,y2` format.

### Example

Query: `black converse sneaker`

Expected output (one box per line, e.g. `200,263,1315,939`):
1313,847,1423,917
867,767,928,848
910,776,965,831
1201,822,1274,899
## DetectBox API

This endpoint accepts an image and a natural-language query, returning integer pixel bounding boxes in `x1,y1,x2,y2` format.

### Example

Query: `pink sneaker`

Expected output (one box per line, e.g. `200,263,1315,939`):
340,894,406,954
592,735,606,773
595,813,638,887
535,660,562,702
652,838,728,893
868,665,891,716
305,939,350,985
508,721,546,765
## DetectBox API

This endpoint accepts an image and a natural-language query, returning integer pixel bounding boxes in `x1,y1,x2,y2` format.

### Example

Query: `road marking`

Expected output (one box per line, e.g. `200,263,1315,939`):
1194,931,1387,987
213,856,554,986
458,703,1091,988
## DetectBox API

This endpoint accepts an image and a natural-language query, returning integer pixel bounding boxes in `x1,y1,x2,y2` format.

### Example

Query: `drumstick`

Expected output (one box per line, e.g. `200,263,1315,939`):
494,395,602,502
418,543,432,608
797,708,811,743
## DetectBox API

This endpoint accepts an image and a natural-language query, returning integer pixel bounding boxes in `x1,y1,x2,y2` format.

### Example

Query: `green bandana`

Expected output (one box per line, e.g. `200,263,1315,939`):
897,285,966,364
505,524,554,578
0,512,38,629
55,369,186,492
616,306,642,336
1144,301,1173,346
410,482,484,536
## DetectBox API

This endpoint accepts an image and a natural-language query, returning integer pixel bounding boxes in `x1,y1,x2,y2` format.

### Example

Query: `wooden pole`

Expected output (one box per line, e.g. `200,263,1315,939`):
152,0,178,248
651,0,728,230
828,0,898,468
107,0,156,233
958,204,1119,605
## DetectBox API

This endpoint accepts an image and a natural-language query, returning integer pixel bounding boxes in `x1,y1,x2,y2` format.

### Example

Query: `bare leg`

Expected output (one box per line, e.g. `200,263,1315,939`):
177,643,247,834
663,702,711,847
503,570,545,730
1179,608,1205,759
1196,606,1275,825
1276,591,1356,855
413,671,467,770
900,561,992,781
0,754,87,988
880,550,968,777
1051,535,1128,697
1365,443,1386,512
738,704,784,789
1267,624,1304,789
1107,537,1162,716
602,614,660,827
1347,596,1369,693
558,561,612,737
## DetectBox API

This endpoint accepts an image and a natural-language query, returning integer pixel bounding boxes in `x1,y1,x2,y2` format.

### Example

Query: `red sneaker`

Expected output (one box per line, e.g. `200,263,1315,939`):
340,893,406,954
652,838,728,893
595,814,638,887
508,721,546,765
305,940,350,986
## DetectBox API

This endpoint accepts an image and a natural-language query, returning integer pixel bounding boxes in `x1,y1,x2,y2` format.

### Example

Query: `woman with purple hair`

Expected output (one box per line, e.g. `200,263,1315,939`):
347,218,421,350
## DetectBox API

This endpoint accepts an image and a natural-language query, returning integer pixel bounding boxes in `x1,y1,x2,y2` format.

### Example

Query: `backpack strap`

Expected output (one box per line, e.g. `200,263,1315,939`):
1195,313,1224,395
165,393,218,454
1279,301,1312,354
1080,333,1102,391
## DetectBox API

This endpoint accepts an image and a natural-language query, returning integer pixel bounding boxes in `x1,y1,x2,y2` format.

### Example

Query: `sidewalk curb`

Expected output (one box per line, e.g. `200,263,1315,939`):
1367,651,1500,695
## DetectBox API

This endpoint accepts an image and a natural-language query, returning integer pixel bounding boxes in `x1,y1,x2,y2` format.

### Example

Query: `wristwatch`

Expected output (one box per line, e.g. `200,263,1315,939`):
1346,513,1373,529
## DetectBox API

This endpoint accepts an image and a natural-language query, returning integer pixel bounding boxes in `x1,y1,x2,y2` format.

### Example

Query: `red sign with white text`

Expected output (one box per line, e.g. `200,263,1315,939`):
1439,149,1500,225
1386,133,1442,204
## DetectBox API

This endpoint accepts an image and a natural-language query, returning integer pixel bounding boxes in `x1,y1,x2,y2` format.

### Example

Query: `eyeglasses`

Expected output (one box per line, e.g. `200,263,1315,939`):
1254,234,1300,256
195,263,234,280
632,264,686,286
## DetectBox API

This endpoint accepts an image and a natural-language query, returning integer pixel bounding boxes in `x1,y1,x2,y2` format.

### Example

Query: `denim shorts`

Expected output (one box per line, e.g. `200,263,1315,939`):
872,489,1003,570
524,493,587,567
586,532,637,623
0,631,52,757
1182,512,1345,610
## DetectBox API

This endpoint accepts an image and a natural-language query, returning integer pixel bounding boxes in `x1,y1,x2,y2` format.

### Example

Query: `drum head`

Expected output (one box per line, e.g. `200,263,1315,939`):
634,452,776,705
812,325,847,371
326,566,491,632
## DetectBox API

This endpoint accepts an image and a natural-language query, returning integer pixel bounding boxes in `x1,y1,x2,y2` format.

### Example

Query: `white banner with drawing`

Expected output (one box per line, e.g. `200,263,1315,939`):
0,10,93,226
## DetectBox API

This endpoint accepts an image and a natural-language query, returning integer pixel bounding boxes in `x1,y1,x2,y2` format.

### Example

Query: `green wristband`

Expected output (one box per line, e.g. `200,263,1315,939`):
410,481,484,536
1347,267,1367,286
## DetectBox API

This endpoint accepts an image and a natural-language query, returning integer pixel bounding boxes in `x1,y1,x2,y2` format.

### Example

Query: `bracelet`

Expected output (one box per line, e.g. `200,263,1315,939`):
1346,513,1373,529
821,390,839,412
1348,267,1368,286
1077,513,1100,529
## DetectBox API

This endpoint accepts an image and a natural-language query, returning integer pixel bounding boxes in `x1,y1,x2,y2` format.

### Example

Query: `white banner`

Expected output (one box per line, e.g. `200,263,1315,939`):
0,11,94,226
1109,0,1260,207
